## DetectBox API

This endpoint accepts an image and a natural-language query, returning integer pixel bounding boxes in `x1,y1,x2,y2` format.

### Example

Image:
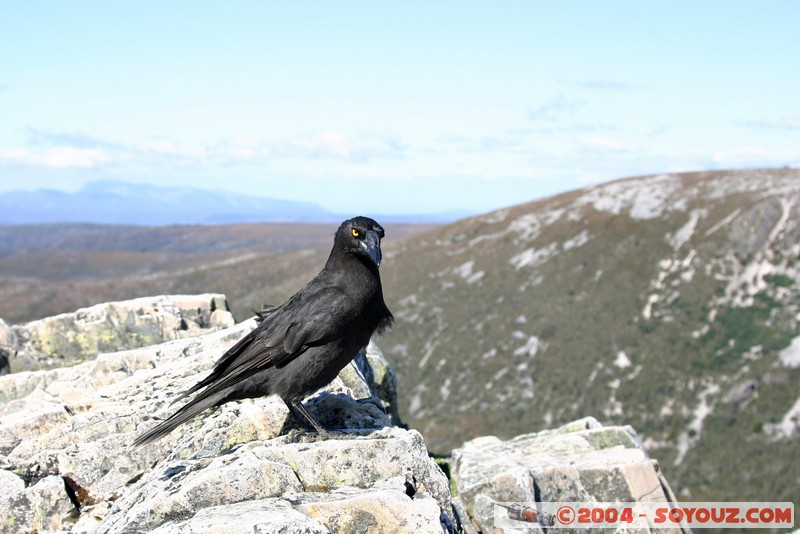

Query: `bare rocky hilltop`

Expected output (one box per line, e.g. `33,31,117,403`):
0,295,681,533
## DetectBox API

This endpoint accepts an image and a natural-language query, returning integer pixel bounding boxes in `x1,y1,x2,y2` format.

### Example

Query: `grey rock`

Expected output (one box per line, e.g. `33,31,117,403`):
450,416,683,533
723,379,758,405
95,450,305,532
149,500,331,534
726,198,785,257
293,487,444,534
1,293,235,373
0,300,447,533
98,427,449,533
0,319,14,375
0,472,75,533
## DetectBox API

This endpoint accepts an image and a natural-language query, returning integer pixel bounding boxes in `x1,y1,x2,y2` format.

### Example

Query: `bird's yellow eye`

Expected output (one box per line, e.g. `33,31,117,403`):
351,228,360,238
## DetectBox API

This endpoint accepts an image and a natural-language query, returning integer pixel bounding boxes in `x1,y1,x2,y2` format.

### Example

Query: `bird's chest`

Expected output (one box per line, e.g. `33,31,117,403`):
278,334,367,401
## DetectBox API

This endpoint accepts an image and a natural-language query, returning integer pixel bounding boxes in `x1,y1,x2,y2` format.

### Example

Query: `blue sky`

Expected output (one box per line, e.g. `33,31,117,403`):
1,2,798,216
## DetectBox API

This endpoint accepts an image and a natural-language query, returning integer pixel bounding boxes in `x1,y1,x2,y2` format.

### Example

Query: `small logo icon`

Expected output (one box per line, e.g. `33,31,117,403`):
557,505,576,525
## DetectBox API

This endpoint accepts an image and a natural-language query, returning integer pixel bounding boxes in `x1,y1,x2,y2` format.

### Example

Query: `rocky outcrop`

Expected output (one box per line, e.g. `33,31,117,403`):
97,427,451,534
0,296,684,533
0,294,235,373
450,417,683,533
0,299,449,533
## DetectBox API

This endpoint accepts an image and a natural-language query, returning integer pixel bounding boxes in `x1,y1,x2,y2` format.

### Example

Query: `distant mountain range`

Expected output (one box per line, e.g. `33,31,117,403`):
0,180,468,225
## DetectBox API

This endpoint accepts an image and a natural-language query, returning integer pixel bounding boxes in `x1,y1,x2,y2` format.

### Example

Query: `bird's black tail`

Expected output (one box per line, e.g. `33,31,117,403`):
132,390,226,447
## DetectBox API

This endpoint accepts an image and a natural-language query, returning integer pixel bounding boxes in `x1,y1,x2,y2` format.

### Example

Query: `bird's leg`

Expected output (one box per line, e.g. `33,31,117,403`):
288,402,330,435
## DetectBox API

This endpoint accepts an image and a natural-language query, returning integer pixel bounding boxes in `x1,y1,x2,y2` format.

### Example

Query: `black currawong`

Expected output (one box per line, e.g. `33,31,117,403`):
133,216,393,446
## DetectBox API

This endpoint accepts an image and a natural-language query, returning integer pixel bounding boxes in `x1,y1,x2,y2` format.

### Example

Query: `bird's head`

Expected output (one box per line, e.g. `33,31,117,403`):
337,216,385,267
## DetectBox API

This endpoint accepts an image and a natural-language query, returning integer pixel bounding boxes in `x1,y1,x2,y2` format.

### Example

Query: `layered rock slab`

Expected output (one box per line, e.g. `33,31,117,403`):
451,417,683,533
0,293,235,373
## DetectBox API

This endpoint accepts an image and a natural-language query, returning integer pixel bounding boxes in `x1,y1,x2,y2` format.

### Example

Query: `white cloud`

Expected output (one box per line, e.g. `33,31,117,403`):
527,94,583,122
138,140,206,160
315,131,350,158
346,166,409,181
565,79,634,91
0,146,110,168
579,135,638,153
712,146,800,168
239,130,403,162
0,129,406,171
736,116,800,131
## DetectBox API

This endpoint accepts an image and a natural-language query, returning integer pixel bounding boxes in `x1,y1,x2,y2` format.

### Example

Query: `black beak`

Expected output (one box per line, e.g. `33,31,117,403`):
360,231,382,267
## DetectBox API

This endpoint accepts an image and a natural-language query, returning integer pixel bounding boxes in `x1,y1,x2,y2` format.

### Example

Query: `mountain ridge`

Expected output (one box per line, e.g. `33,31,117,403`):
0,180,469,225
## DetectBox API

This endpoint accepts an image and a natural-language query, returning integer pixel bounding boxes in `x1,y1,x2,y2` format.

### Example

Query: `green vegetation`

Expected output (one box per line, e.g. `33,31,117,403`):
764,273,794,288
432,456,458,496
696,298,794,368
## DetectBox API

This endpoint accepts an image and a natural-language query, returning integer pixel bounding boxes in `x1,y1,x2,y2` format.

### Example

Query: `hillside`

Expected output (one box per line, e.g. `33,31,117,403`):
379,168,800,503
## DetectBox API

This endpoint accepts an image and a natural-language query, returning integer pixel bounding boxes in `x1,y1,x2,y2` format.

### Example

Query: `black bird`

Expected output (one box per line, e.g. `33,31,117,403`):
133,216,393,446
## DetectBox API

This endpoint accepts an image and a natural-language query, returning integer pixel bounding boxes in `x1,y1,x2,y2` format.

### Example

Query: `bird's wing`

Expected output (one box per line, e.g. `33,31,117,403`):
233,286,351,371
184,286,352,398
170,325,260,404
280,292,350,356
